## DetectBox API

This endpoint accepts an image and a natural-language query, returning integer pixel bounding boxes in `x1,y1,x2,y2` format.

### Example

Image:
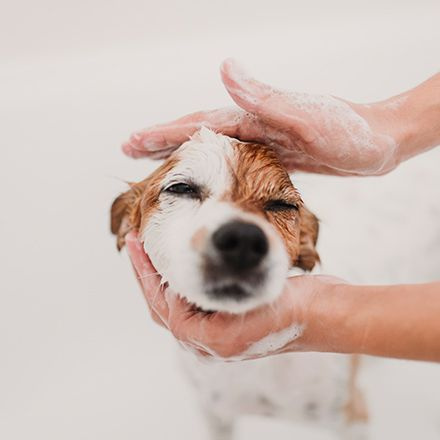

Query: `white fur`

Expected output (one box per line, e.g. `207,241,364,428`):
179,350,355,438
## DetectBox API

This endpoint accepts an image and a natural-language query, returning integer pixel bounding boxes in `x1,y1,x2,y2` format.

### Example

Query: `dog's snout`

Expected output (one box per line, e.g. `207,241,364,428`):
212,221,268,271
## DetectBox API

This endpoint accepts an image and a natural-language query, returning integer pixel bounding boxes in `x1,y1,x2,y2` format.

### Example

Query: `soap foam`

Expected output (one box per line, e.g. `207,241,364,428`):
242,324,304,357
187,323,304,362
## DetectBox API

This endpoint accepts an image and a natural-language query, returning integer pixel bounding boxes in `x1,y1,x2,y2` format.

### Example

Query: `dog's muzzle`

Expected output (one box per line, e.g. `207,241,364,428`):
204,221,269,301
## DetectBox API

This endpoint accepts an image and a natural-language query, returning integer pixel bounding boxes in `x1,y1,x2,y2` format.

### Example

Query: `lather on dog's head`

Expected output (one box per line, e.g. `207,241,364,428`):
111,128,319,313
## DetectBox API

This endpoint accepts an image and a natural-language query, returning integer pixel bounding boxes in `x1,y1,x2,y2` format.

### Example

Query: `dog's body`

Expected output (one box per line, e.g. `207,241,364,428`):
111,128,367,439
180,351,365,440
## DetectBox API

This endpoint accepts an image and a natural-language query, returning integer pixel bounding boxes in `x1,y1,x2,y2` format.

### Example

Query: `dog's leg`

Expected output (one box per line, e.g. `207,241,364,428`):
203,410,234,440
337,355,369,440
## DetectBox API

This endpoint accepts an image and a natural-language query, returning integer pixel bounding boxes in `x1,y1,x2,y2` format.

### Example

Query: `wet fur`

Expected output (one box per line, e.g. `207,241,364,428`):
111,140,319,272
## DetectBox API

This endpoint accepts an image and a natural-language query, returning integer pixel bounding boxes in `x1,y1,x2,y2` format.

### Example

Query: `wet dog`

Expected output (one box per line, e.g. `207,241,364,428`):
111,128,367,439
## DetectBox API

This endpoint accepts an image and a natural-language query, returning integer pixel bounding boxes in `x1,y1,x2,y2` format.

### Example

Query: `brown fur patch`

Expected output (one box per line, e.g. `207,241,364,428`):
110,157,178,249
297,206,320,271
227,142,319,270
191,227,209,252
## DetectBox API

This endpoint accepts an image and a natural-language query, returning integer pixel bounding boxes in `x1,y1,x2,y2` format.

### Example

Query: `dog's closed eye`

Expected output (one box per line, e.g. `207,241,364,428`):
264,200,299,212
163,182,201,199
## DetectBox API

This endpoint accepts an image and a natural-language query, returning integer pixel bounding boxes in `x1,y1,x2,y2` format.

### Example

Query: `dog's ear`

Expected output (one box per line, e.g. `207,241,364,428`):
110,182,145,251
296,206,320,271
110,157,178,250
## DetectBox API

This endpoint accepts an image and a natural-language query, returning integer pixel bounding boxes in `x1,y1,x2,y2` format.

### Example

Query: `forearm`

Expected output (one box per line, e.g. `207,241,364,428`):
309,281,440,362
386,73,440,162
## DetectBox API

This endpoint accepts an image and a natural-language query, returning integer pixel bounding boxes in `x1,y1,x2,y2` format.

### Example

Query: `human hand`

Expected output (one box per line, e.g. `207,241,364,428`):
125,231,344,360
122,58,406,176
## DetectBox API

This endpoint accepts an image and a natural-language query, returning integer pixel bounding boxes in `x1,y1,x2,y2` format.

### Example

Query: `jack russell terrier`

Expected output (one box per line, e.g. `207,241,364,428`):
111,127,368,439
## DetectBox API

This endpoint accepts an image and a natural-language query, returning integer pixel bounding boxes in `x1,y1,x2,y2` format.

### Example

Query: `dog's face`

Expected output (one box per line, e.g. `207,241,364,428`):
111,128,319,313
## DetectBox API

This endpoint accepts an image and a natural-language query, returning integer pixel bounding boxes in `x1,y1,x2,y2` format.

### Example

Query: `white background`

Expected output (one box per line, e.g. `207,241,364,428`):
1,1,439,439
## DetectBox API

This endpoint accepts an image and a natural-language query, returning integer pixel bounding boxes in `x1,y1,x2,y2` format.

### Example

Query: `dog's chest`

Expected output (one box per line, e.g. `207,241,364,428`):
179,350,351,426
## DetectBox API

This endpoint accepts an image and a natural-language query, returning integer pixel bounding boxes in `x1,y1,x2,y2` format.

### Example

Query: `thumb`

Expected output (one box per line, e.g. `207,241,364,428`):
125,231,162,294
220,58,317,144
125,231,170,322
125,231,152,281
220,58,273,113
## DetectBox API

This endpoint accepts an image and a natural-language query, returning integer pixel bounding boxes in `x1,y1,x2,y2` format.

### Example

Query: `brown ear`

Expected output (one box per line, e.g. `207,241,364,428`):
110,156,179,250
296,206,320,271
110,183,144,251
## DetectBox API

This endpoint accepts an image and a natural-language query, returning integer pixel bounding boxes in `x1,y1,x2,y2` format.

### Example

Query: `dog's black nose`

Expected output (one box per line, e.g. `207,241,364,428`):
212,221,268,272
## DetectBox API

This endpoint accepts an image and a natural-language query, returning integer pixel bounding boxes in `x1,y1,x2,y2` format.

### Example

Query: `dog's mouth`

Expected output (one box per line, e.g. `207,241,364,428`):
205,283,251,301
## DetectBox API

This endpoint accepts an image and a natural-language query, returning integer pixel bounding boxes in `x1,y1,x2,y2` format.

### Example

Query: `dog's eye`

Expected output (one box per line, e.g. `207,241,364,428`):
164,183,199,197
264,200,299,212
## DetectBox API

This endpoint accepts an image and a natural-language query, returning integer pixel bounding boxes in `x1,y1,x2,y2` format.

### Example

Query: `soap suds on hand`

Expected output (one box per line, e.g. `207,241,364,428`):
383,94,408,110
242,324,304,357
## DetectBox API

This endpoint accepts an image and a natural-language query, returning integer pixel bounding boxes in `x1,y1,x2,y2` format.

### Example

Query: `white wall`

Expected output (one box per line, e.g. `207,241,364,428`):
1,1,439,439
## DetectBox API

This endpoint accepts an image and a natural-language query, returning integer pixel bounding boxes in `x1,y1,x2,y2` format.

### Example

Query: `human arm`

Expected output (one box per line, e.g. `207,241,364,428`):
310,281,440,362
126,232,440,362
122,59,440,176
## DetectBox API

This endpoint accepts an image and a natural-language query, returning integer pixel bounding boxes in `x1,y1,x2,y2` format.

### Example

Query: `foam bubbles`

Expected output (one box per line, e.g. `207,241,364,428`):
242,324,304,357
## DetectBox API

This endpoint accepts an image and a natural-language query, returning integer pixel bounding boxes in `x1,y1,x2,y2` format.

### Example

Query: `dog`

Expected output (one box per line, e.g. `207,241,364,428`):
111,127,368,439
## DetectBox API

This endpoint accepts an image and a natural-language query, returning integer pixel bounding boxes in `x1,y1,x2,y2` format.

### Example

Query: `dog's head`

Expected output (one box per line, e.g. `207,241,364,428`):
111,128,319,313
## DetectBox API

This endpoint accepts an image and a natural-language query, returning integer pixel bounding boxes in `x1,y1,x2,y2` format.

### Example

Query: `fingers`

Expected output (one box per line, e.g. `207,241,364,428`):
125,232,170,323
220,58,318,145
220,58,274,113
122,236,331,360
122,142,177,159
164,292,290,359
124,231,235,351
129,259,167,328
122,58,317,162
125,231,156,290
121,108,257,158
162,292,237,356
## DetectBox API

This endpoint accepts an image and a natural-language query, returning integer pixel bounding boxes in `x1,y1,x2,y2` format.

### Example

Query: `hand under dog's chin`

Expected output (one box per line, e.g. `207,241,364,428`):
162,266,289,314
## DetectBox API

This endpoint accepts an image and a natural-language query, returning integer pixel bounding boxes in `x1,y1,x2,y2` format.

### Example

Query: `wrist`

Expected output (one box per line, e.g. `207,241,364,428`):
372,95,411,161
301,279,357,354
380,73,440,163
